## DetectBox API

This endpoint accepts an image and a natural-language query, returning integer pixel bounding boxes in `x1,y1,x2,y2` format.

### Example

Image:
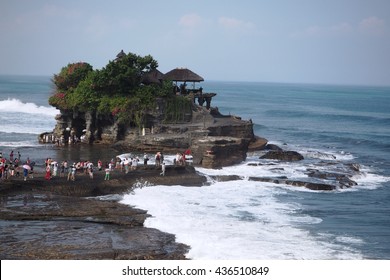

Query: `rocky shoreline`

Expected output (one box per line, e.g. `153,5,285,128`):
0,165,205,259
1,145,364,259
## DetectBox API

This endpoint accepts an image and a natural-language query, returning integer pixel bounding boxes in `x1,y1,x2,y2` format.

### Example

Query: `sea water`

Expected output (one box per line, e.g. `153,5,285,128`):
1,76,389,259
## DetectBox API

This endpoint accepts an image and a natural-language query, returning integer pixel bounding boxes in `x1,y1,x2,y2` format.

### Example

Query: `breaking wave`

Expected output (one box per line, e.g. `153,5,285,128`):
0,98,59,116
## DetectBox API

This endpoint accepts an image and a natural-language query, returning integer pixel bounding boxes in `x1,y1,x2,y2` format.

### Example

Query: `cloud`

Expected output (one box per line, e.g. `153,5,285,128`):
290,22,353,38
330,22,353,34
218,16,254,31
359,16,385,35
179,13,204,28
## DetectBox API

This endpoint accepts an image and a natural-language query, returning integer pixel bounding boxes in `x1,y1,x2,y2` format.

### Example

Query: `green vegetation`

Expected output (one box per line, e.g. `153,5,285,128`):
163,96,193,123
49,51,177,126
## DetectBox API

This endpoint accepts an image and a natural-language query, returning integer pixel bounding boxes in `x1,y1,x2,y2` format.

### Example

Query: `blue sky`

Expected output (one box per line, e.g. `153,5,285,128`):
1,0,389,85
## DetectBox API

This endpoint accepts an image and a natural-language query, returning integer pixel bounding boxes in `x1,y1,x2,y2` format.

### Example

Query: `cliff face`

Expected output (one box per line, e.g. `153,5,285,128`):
41,102,264,168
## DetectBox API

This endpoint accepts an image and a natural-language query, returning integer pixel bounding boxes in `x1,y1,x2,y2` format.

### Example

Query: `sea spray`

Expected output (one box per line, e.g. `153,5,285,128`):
0,98,59,116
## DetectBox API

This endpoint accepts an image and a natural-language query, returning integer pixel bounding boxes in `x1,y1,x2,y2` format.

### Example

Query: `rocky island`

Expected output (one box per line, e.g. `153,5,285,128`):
39,50,267,168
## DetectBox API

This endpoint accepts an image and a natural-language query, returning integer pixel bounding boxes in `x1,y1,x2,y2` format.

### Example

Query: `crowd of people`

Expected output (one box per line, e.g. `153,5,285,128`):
0,150,191,182
0,151,35,181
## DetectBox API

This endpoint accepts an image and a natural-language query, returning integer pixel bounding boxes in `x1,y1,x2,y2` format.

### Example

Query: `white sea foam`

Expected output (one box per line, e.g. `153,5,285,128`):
350,171,390,191
120,146,386,259
0,98,59,116
121,180,363,259
0,140,41,147
0,99,57,134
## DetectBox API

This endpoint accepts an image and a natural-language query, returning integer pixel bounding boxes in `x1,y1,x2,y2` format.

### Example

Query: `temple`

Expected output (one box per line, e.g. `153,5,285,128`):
163,67,216,110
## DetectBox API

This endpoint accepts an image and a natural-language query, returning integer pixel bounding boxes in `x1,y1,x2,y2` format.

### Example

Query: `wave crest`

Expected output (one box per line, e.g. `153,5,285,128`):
0,98,59,116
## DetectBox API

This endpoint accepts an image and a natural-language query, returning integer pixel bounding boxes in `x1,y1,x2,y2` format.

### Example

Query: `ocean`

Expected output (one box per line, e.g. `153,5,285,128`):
1,75,389,259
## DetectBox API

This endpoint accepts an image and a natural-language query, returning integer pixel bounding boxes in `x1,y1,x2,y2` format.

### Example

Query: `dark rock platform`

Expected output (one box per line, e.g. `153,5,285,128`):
0,165,205,259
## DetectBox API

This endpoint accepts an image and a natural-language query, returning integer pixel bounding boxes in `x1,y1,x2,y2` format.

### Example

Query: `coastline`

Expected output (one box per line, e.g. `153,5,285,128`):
0,163,206,259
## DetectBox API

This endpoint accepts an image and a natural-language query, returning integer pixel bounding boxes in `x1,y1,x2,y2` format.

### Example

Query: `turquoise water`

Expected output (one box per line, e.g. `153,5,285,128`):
1,76,390,259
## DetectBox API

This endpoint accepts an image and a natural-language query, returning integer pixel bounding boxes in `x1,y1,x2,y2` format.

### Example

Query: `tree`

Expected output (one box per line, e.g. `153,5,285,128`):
49,51,175,127
53,62,93,91
91,52,159,95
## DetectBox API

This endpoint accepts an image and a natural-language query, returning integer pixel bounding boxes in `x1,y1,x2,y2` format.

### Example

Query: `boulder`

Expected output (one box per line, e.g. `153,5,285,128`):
191,136,249,168
248,136,268,151
260,150,304,161
264,144,283,151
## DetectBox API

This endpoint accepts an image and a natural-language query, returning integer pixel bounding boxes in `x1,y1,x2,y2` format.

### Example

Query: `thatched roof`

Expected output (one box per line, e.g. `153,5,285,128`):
115,50,126,61
164,68,204,82
141,69,164,85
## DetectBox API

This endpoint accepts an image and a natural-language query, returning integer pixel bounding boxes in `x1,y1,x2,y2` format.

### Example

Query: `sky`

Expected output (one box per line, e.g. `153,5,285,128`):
1,0,389,86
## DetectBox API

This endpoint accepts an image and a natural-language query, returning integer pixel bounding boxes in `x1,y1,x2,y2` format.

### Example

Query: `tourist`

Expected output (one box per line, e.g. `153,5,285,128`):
131,157,138,171
82,161,88,175
45,165,51,180
175,153,181,165
115,157,121,170
160,153,164,166
108,161,114,171
67,164,73,181
9,164,15,177
87,162,94,179
160,162,166,176
0,162,4,180
23,166,29,181
120,159,125,172
70,164,76,181
63,161,68,177
181,153,186,165
104,167,110,180
52,162,58,177
9,151,14,162
97,159,102,171
60,162,65,177
155,152,161,167
13,158,19,177
124,158,130,174
28,164,34,179
143,153,149,165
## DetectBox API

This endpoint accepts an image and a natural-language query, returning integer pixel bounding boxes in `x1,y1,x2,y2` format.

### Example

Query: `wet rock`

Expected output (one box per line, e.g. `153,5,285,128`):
210,175,243,182
191,136,249,169
260,150,304,161
306,169,358,188
264,144,283,151
248,177,336,191
0,165,206,260
285,180,335,191
348,163,360,172
0,194,189,259
248,136,268,151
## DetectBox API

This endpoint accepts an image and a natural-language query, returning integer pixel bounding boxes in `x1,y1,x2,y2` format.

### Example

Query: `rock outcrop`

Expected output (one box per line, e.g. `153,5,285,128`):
260,150,304,161
40,102,262,169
